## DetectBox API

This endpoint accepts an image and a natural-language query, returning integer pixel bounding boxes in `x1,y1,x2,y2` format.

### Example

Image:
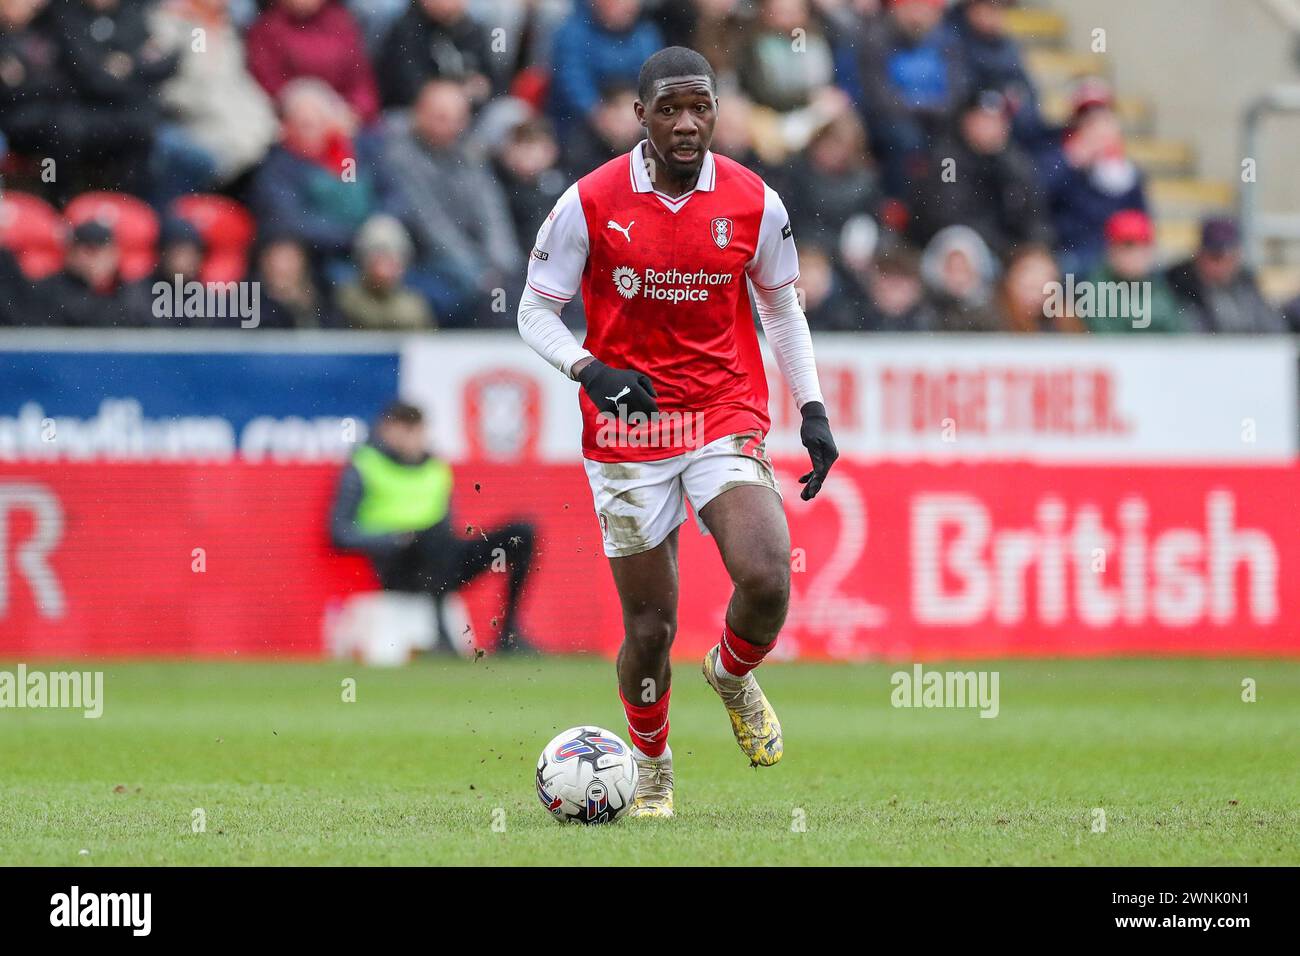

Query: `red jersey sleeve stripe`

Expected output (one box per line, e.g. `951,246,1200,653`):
527,280,575,303
750,272,800,292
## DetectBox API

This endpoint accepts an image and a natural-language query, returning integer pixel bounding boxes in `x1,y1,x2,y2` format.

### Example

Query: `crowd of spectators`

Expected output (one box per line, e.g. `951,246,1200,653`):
1,0,1297,333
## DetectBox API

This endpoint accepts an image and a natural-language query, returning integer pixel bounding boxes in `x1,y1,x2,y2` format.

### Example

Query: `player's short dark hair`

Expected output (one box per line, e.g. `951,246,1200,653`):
637,47,716,105
378,401,424,426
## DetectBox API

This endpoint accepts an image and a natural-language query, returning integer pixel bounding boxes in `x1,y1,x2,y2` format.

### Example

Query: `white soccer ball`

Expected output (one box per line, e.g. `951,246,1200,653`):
535,726,638,824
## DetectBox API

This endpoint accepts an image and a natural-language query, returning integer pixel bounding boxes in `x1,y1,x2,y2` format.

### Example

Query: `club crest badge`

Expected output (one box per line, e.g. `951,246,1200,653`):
710,217,733,249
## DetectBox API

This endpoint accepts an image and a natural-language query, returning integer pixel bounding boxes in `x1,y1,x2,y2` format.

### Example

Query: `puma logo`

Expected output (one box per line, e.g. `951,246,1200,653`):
606,386,631,404
606,219,634,242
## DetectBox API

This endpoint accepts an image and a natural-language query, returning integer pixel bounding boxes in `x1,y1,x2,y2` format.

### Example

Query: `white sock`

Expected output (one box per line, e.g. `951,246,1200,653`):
713,648,745,685
632,743,670,762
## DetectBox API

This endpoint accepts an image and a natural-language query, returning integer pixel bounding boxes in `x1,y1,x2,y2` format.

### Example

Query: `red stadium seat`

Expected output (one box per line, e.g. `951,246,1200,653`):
170,194,257,283
64,191,159,281
0,191,66,279
509,66,550,113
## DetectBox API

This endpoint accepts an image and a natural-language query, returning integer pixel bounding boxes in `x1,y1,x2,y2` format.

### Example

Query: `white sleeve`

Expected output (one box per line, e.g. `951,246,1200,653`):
517,285,592,379
752,281,824,410
746,184,800,292
518,181,592,378
525,181,588,304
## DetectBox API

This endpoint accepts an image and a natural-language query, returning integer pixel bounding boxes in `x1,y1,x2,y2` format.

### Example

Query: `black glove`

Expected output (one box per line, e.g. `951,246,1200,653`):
576,359,659,417
798,401,838,500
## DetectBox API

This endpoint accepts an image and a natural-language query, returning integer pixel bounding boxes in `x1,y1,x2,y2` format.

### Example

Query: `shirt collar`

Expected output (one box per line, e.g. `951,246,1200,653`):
629,139,716,195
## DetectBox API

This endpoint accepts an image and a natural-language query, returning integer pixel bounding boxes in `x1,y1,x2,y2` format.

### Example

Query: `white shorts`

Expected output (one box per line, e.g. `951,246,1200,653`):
583,430,781,558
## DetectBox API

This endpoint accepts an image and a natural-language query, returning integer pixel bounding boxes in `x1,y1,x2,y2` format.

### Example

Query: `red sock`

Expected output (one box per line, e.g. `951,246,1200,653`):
718,621,775,678
619,686,671,758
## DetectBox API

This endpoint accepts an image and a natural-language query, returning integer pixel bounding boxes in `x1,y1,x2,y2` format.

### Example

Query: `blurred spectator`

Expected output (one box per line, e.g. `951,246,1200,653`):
560,78,642,179
780,111,880,252
151,215,261,326
945,0,1044,148
149,215,222,327
907,88,1049,258
0,0,73,191
490,113,567,243
548,0,662,134
150,0,278,188
812,0,880,111
674,0,752,83
0,245,31,324
919,224,1001,331
385,78,523,326
641,0,694,47
998,243,1079,333
336,214,435,330
152,215,205,284
252,234,338,328
738,0,854,166
857,0,970,194
251,79,388,276
838,208,880,275
795,240,862,330
1082,210,1185,334
708,90,767,171
33,219,151,327
739,0,835,113
246,0,380,125
1283,292,1300,335
748,85,854,166
849,240,941,332
465,0,556,101
1040,79,1146,276
348,0,408,53
1166,218,1285,334
377,0,495,110
51,0,185,201
329,400,537,652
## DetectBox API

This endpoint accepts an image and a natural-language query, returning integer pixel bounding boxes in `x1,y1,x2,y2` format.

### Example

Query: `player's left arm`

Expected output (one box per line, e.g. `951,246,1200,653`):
747,185,839,500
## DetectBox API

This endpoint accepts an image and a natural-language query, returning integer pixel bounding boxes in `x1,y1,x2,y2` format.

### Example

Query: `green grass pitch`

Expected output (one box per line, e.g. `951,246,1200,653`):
0,657,1295,865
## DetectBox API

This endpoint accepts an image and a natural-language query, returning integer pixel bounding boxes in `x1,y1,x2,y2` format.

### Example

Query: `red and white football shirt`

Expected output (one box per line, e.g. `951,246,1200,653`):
526,140,800,463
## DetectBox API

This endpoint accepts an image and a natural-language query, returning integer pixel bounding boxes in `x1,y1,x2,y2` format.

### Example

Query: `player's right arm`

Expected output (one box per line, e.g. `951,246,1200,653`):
517,185,658,416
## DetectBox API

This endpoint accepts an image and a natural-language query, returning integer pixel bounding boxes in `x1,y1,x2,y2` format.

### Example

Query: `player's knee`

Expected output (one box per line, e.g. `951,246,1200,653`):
624,612,676,657
733,555,790,616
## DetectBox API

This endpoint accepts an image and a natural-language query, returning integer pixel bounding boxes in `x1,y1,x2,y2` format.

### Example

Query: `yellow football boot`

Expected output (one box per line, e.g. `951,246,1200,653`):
702,645,783,767
628,747,675,819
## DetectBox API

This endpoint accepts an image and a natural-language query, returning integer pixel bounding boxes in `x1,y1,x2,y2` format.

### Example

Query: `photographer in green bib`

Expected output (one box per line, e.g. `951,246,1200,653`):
330,401,537,653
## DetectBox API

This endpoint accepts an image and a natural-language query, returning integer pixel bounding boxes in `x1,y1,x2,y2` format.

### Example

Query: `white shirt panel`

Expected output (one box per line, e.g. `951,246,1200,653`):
746,185,800,291
526,181,588,303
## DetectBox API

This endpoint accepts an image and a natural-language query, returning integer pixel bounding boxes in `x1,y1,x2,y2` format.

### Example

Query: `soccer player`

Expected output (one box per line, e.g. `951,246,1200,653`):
517,47,838,818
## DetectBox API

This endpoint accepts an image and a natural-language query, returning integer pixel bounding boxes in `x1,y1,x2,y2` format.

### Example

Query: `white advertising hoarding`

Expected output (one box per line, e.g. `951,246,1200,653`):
401,334,1298,464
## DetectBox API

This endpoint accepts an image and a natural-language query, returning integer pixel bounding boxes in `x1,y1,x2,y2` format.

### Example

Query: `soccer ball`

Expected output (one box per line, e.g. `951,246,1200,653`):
536,726,638,824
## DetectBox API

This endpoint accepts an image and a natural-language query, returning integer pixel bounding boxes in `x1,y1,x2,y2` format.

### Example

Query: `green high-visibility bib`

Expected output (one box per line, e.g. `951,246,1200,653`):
352,444,453,533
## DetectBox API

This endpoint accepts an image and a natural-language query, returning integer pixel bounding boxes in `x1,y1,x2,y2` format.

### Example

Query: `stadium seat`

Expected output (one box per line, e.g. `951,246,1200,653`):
0,191,66,279
64,191,159,281
509,66,550,113
170,194,257,284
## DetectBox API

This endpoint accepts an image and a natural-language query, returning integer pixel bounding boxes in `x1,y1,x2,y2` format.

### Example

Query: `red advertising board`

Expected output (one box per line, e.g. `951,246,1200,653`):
2,460,1296,660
